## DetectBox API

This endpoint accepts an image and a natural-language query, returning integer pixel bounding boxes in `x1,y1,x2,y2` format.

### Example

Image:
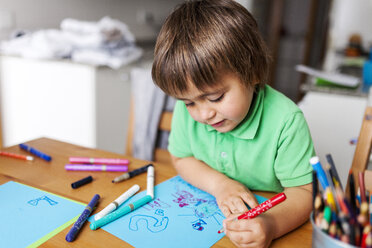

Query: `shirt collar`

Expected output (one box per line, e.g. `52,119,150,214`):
206,87,264,140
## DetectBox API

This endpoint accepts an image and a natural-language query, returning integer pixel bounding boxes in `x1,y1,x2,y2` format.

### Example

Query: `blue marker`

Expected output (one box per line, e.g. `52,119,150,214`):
310,156,329,190
66,194,100,242
19,143,52,161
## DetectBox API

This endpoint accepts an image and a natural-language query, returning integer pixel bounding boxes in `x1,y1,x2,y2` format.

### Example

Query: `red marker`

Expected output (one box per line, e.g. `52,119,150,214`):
0,151,34,161
218,192,286,233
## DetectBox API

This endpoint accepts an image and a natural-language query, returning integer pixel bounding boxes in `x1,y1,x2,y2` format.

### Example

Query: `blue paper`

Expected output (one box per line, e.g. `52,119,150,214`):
90,176,267,248
0,181,85,247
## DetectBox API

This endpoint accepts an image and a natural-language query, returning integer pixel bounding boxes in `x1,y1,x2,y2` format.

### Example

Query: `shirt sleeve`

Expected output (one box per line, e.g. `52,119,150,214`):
274,111,315,188
168,101,194,158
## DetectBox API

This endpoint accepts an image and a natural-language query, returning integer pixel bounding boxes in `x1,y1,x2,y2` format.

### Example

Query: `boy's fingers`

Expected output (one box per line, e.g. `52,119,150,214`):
227,226,265,248
220,204,232,217
232,198,249,213
225,226,254,246
229,202,242,214
241,192,258,208
224,213,240,222
226,218,253,232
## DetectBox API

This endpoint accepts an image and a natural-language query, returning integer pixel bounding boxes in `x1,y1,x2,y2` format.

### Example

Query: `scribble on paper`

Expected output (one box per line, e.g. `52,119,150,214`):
126,179,224,234
174,189,224,230
155,209,164,216
192,219,207,231
28,196,58,206
143,198,171,211
129,214,169,233
102,176,230,248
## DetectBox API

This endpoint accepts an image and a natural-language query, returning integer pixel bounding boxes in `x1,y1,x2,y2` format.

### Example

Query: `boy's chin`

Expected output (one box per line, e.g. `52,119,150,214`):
213,125,236,133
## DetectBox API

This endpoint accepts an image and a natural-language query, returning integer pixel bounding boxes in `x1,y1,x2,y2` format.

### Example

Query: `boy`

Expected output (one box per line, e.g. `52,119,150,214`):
152,0,314,247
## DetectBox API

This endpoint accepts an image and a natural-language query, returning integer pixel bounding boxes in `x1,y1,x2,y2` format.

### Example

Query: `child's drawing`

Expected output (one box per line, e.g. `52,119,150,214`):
192,218,207,231
174,188,224,228
1,181,85,248
129,214,169,233
28,195,58,206
155,209,164,216
172,190,199,207
95,176,266,248
143,197,171,211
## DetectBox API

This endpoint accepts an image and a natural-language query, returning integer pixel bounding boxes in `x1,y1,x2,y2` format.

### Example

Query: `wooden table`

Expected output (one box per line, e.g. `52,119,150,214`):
0,138,312,247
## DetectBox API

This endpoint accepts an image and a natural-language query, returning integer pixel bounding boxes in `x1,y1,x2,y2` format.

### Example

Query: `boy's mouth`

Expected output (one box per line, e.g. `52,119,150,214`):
211,120,225,128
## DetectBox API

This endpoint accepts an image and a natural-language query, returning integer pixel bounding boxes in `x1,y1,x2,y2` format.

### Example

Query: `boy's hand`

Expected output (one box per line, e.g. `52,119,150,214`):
214,179,258,217
223,214,274,248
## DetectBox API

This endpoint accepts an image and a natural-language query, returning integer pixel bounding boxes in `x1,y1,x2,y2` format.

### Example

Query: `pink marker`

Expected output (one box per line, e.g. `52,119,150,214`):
69,157,129,165
65,164,128,172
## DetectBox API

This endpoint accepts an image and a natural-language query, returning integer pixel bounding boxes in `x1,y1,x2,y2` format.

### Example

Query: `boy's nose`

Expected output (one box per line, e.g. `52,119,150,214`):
199,107,215,121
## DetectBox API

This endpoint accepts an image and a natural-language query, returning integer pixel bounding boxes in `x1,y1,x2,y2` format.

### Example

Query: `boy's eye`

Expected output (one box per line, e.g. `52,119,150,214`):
209,93,224,102
185,102,195,107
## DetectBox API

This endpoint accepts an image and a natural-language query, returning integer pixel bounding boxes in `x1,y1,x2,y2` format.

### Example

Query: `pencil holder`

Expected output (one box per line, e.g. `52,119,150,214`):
310,212,358,248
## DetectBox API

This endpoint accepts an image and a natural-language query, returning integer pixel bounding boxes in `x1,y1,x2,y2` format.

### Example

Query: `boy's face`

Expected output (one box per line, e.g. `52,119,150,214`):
175,72,255,133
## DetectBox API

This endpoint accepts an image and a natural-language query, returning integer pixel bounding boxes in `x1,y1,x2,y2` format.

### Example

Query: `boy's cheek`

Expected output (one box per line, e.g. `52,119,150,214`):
187,110,203,123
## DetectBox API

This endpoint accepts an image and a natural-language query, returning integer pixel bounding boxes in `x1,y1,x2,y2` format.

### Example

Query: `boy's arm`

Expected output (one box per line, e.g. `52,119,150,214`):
263,183,312,238
171,155,259,215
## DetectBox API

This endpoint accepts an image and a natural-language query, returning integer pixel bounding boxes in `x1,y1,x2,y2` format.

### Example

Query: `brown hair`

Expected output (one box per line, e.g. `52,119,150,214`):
152,0,271,96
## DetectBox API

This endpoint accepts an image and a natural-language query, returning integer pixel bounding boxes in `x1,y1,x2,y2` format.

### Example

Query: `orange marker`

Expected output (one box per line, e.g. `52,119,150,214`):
0,151,34,161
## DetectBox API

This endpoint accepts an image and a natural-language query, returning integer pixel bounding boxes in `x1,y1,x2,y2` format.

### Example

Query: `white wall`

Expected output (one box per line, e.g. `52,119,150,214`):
0,0,184,41
328,0,372,50
324,0,372,71
0,0,183,153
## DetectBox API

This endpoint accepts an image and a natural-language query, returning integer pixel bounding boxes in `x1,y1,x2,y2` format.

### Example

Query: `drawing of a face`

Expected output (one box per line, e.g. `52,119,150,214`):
194,201,219,218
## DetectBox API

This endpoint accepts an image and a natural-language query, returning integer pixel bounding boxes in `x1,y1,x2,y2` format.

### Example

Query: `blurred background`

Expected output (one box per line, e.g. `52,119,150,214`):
0,0,371,186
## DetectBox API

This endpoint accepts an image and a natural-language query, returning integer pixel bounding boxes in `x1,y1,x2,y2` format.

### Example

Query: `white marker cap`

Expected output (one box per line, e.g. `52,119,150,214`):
146,166,154,199
26,156,34,161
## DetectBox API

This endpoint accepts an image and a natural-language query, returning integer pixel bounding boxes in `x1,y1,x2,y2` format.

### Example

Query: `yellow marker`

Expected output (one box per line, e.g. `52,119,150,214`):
325,187,336,211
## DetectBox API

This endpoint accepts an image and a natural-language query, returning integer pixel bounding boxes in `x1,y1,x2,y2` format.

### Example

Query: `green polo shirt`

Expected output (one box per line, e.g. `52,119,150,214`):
168,85,314,192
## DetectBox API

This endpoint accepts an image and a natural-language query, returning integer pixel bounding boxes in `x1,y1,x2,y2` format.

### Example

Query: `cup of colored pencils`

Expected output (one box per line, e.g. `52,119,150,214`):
310,156,371,248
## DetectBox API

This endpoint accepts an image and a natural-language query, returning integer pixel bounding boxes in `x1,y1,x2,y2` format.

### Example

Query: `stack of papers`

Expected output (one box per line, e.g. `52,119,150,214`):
296,64,360,88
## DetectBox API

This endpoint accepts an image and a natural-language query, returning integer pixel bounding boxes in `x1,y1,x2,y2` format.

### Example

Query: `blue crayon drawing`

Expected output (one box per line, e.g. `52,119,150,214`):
129,214,169,233
175,190,224,229
28,195,58,206
192,219,207,231
155,209,165,216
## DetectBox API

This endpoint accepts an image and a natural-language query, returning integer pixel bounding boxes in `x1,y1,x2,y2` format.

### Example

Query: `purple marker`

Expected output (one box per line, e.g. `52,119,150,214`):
69,157,129,165
65,164,128,172
66,194,100,242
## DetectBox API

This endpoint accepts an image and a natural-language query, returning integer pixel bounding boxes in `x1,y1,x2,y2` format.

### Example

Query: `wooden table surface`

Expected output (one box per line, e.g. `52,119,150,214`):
0,138,312,247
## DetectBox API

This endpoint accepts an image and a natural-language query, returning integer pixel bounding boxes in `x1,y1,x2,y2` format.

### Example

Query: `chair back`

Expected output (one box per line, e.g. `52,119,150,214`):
125,99,173,165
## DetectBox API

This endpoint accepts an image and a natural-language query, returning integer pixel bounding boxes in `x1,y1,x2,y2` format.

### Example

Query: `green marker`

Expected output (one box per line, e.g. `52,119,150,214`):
321,206,332,232
90,195,153,230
